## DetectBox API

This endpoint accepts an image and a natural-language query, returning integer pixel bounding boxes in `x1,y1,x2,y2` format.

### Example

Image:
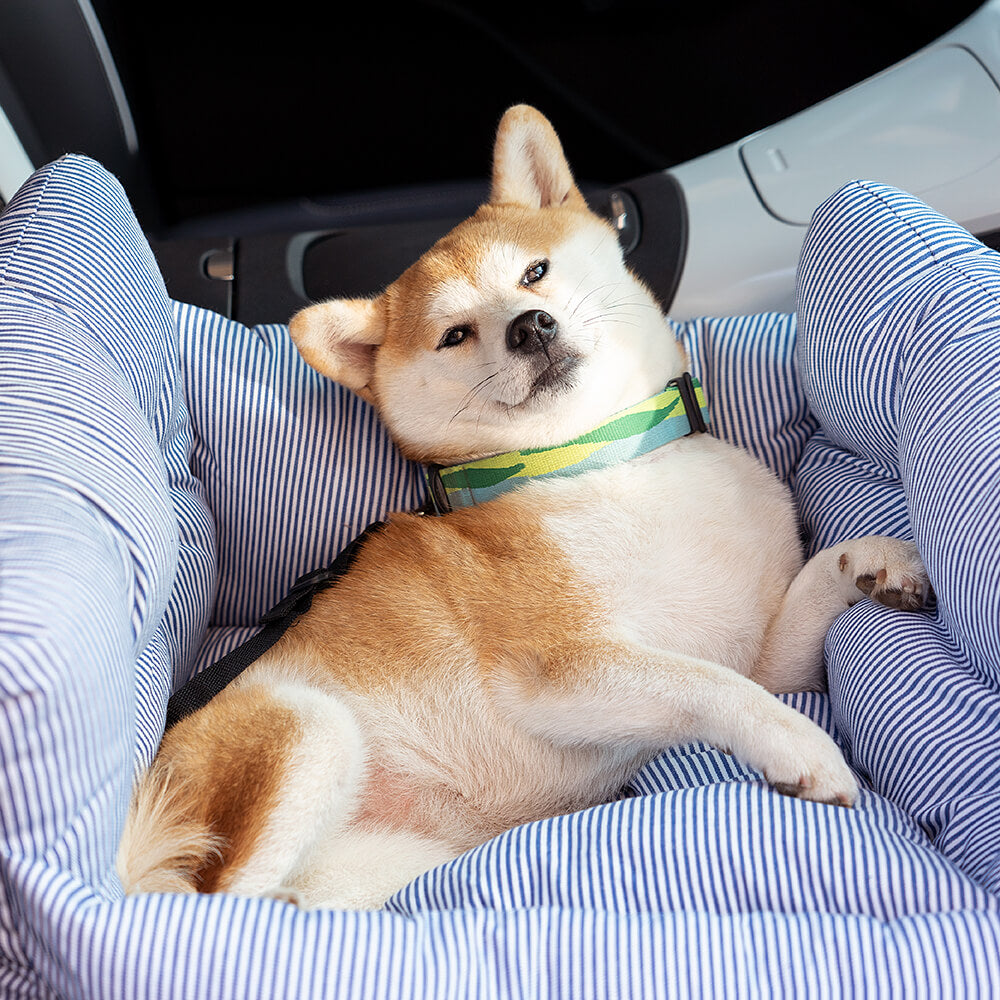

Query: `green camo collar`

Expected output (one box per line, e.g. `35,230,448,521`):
424,372,709,514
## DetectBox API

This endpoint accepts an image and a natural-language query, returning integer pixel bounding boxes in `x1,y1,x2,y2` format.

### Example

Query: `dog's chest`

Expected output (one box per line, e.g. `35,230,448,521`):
530,436,801,669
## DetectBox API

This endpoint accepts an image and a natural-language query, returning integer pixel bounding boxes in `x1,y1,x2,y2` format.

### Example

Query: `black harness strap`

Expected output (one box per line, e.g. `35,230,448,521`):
164,520,386,731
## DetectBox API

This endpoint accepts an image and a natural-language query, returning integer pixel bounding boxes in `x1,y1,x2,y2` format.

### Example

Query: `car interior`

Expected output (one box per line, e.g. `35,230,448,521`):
0,0,991,327
2,4,1000,997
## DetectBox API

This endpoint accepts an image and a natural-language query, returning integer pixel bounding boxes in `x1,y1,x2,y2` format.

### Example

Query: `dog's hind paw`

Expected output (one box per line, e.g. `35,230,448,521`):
261,885,305,907
837,537,929,612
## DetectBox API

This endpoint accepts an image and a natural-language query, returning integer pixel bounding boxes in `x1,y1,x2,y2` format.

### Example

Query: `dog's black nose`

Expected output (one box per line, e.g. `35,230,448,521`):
506,310,558,354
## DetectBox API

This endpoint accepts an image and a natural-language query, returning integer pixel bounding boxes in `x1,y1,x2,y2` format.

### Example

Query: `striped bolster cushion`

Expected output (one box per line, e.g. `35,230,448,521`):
795,179,1000,896
172,302,425,688
0,158,997,999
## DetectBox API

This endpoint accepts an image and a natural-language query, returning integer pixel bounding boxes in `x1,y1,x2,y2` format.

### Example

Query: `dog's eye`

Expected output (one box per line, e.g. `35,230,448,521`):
438,325,473,349
521,260,548,285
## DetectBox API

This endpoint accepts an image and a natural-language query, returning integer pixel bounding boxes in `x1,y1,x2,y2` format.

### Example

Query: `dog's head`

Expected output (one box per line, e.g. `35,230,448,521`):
290,105,685,465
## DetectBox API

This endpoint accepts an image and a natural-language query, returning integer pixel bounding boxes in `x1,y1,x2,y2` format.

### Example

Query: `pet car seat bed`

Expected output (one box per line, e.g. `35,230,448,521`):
0,156,998,998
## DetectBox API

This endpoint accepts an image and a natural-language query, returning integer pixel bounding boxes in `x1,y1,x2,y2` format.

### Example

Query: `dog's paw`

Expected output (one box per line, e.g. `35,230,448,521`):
836,537,929,612
756,712,859,807
764,745,858,808
260,885,305,907
768,769,857,808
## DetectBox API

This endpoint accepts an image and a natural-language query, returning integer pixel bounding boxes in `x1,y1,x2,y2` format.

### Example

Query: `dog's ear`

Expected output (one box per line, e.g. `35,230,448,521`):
288,298,385,403
490,105,587,211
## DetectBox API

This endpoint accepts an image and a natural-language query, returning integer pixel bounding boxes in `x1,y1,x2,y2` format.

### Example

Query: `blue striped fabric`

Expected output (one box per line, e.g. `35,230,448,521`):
674,312,817,484
1,158,999,998
174,304,424,627
172,303,425,682
0,155,215,994
795,179,1000,898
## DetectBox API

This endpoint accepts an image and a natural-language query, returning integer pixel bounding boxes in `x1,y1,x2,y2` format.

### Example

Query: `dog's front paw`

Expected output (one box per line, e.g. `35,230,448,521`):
752,707,859,807
837,537,929,612
764,738,858,808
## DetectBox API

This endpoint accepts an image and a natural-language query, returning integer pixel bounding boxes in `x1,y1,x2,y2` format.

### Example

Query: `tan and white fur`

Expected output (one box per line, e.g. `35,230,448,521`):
118,105,928,910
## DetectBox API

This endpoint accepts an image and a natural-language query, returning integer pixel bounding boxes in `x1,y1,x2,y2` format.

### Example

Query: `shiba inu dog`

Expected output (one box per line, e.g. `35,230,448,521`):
118,105,928,910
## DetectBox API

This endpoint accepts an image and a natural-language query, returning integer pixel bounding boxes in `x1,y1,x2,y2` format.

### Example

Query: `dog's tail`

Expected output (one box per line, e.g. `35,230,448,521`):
116,764,222,895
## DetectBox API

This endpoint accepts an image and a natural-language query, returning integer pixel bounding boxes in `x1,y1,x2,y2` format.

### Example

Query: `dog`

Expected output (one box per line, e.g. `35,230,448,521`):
117,105,928,910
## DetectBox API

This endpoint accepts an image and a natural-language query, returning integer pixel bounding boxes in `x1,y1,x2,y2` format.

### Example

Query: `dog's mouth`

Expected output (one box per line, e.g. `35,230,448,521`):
530,354,581,395
497,354,582,412
496,354,583,414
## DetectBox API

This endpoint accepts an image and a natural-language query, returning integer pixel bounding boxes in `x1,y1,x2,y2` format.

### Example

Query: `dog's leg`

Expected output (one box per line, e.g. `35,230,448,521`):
193,677,365,900
120,676,365,900
752,536,929,694
492,639,859,806
284,826,456,910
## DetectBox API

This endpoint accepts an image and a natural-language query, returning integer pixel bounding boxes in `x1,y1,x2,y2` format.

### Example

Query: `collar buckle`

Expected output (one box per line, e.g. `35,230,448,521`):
425,464,452,515
667,371,708,435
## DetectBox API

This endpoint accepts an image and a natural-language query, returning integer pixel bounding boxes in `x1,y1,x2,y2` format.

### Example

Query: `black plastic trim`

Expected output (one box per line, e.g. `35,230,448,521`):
976,227,1000,253
150,172,689,327
616,171,688,314
291,174,687,322
147,235,234,318
0,0,157,224
301,216,469,304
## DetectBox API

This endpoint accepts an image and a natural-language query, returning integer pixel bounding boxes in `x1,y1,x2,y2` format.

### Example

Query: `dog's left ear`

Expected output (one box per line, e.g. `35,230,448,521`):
490,105,588,211
288,297,385,404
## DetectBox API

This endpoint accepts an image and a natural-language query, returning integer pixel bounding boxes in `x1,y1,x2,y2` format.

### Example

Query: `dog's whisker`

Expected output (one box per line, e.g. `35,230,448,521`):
601,299,660,313
476,392,501,435
601,297,659,309
588,231,613,257
567,282,625,323
580,310,642,327
449,370,501,425
585,315,643,327
564,274,590,319
582,304,646,319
